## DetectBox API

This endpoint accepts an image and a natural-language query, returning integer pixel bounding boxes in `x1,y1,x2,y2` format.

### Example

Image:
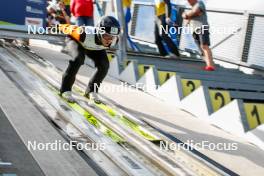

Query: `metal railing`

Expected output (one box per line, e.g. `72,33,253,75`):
130,1,264,70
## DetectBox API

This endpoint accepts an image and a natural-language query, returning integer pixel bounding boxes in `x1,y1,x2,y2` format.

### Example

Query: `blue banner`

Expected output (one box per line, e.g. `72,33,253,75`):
0,0,47,27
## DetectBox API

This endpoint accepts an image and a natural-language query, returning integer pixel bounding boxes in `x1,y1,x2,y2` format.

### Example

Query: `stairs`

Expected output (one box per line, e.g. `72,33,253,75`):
108,54,264,150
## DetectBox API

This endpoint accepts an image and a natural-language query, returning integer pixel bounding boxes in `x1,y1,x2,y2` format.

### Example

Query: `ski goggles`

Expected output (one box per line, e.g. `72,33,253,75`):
101,33,118,42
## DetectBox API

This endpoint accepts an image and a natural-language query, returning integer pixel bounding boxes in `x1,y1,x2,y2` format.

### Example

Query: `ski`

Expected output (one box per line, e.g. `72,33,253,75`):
17,47,162,143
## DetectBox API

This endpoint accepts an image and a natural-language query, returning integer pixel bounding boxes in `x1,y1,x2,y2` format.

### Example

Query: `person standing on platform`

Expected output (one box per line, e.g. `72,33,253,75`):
70,0,94,26
182,0,215,71
154,0,180,57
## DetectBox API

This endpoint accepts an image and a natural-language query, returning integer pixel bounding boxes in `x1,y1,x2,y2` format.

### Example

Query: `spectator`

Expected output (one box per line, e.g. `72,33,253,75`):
70,0,94,26
58,1,71,24
61,0,71,16
47,1,59,26
154,0,180,57
182,0,215,71
46,0,70,27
